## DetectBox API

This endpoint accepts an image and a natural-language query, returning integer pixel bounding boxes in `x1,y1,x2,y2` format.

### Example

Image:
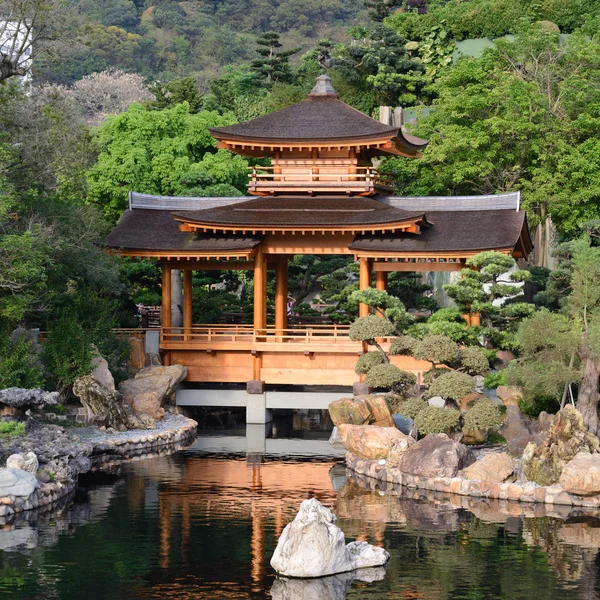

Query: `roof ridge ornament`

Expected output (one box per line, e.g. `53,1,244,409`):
309,73,338,98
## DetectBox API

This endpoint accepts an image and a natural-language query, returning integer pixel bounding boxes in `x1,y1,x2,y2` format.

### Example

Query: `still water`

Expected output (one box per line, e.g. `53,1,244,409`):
1,420,600,599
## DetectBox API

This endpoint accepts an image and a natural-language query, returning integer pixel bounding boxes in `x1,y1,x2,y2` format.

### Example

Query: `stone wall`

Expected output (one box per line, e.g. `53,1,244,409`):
346,451,600,508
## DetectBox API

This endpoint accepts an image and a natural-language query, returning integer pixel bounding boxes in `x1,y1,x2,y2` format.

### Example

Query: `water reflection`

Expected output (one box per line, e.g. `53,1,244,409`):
0,434,600,598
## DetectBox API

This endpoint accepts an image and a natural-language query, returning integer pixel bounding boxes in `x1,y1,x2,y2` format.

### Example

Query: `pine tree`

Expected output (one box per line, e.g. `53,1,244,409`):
251,32,300,85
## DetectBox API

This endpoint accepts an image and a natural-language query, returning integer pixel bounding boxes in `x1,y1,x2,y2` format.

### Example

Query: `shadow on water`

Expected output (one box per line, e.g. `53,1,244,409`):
1,417,600,599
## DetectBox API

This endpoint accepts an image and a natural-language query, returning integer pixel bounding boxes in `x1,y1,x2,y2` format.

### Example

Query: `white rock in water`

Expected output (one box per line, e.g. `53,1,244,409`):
6,452,38,474
0,468,37,498
270,498,389,578
270,567,386,600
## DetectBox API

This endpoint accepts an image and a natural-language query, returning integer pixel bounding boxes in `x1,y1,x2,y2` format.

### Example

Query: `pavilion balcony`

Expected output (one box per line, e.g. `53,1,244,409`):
247,166,393,196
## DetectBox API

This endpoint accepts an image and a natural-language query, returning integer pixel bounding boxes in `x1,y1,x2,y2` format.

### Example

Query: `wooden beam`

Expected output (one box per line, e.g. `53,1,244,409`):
372,262,463,272
183,269,193,341
253,246,267,332
163,260,254,270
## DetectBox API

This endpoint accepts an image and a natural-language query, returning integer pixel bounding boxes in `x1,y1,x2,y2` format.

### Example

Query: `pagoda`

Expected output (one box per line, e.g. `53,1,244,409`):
105,75,532,409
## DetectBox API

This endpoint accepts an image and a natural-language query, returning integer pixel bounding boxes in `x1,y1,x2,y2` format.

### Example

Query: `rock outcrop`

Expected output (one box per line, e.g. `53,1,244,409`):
337,424,414,460
328,395,394,428
0,468,37,498
522,406,600,486
270,498,389,578
399,433,475,478
496,385,523,407
499,405,541,457
119,365,187,421
90,355,116,393
270,567,386,600
461,452,514,483
73,376,131,431
0,388,59,411
6,452,39,474
559,452,600,496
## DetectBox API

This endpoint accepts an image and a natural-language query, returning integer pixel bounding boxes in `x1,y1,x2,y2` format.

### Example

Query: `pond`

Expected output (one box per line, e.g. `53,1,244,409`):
1,422,600,599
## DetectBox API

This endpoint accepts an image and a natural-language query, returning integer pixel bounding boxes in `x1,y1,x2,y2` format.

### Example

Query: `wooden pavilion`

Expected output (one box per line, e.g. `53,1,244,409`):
105,75,532,397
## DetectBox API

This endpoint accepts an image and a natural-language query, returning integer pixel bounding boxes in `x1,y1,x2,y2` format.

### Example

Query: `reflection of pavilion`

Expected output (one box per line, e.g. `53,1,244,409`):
105,75,533,415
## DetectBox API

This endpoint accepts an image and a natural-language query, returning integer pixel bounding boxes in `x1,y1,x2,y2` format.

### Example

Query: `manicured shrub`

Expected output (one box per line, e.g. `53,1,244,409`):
355,351,385,375
423,367,448,386
464,399,503,431
396,397,428,419
413,334,459,365
414,406,461,435
429,371,475,400
349,315,395,342
389,335,417,356
365,363,416,393
460,346,489,375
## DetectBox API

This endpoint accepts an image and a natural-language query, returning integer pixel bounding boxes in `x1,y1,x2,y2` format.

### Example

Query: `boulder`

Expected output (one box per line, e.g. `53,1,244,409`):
270,567,386,600
399,433,476,478
328,398,371,427
90,355,115,393
392,413,413,435
386,434,417,468
522,406,600,486
337,424,414,460
6,452,38,474
496,385,523,407
270,498,389,577
0,388,59,410
428,396,446,408
461,427,487,445
457,392,486,412
0,468,37,498
559,452,600,496
499,405,540,457
119,365,187,421
462,452,514,483
361,395,395,427
328,427,344,449
73,375,130,431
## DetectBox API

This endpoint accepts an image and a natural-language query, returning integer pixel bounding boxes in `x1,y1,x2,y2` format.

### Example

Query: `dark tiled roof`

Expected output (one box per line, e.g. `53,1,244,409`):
209,96,428,149
349,210,528,253
103,209,263,252
172,196,428,229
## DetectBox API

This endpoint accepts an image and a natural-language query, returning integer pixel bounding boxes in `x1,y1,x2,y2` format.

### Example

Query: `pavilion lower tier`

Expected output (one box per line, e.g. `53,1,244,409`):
160,327,431,386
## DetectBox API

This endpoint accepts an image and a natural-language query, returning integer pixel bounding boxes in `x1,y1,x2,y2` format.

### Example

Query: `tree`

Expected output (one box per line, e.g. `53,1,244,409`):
250,31,300,85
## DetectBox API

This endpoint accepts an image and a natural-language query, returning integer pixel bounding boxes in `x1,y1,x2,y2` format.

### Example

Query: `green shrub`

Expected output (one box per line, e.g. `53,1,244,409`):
464,399,503,431
413,335,459,365
0,335,45,389
389,335,417,356
355,351,385,375
429,371,475,400
428,308,465,323
396,397,428,419
365,363,416,393
423,367,448,385
483,371,506,389
0,421,25,437
518,393,560,418
42,315,93,392
460,346,489,375
414,406,461,435
349,315,395,342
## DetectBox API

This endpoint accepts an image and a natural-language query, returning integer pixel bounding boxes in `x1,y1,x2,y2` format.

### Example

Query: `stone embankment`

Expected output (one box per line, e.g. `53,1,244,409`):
0,413,197,521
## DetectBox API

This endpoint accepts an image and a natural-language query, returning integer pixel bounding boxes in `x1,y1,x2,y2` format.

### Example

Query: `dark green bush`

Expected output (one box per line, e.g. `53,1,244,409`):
460,346,490,375
355,351,385,375
365,363,416,393
0,334,45,389
429,371,475,400
414,406,461,435
464,399,503,431
518,393,560,417
396,397,428,419
483,371,506,389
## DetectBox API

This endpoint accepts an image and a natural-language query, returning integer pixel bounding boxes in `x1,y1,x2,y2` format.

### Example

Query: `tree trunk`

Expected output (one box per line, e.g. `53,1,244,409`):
577,340,600,434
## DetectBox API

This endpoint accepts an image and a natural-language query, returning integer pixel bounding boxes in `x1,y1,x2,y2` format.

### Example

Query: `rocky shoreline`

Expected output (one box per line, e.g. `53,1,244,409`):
345,450,600,508
0,413,197,522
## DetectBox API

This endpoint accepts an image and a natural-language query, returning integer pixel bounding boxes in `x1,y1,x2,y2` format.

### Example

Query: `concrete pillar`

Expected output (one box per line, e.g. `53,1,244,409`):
246,393,272,424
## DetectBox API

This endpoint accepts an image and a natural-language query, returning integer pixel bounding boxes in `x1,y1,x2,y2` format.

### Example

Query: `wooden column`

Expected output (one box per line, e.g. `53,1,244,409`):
161,261,172,365
253,246,267,332
375,270,387,292
183,269,193,341
275,257,288,341
359,257,372,317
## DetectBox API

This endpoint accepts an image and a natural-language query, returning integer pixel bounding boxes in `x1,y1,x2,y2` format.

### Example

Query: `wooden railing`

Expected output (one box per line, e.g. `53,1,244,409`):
247,166,392,191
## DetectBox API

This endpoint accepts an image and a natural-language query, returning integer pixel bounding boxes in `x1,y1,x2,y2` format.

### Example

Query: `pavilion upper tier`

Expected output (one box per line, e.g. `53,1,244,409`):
209,74,428,196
